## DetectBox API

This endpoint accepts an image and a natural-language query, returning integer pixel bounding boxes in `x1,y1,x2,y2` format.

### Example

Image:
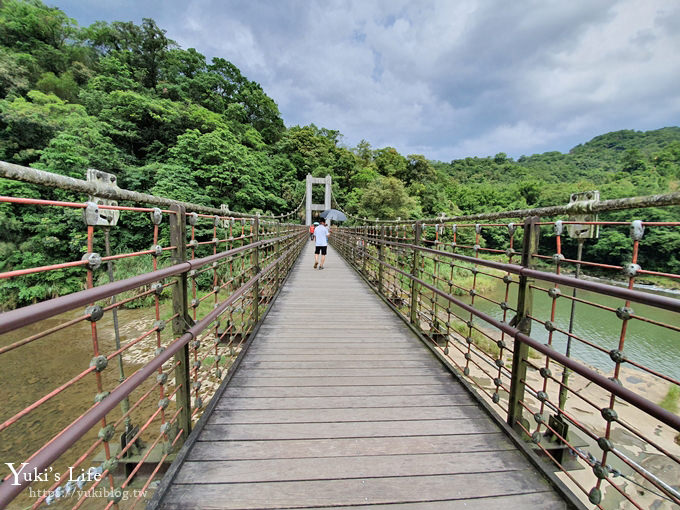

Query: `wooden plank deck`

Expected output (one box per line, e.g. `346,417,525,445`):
155,244,567,509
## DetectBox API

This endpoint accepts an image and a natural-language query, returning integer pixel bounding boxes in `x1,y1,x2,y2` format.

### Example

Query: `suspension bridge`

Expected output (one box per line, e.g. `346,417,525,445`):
0,162,679,510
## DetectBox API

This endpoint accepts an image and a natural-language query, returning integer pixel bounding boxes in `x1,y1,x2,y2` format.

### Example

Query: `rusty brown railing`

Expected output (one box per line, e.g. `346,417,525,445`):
0,163,306,509
332,196,680,510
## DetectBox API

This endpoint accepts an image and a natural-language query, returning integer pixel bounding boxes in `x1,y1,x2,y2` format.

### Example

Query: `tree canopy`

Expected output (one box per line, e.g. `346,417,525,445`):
1,0,679,307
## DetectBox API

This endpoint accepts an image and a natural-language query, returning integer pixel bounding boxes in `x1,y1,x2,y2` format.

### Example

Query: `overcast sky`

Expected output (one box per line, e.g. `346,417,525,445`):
49,0,680,162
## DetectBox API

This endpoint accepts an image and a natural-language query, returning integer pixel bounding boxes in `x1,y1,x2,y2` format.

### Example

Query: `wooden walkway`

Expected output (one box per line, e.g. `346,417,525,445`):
154,244,567,509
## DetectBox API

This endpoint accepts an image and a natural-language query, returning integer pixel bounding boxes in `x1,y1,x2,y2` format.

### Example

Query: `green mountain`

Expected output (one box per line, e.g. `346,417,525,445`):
1,0,679,307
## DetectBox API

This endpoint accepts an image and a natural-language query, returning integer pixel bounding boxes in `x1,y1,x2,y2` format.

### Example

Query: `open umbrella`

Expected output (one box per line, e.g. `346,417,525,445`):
319,209,347,222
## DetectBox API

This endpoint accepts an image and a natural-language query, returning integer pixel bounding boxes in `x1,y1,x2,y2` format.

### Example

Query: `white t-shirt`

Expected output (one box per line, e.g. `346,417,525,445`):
314,225,329,246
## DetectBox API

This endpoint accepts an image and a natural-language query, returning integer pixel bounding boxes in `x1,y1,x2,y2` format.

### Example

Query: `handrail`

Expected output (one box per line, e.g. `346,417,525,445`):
331,215,680,509
353,242,680,431
0,233,300,335
336,190,680,224
0,239,303,507
376,238,680,313
0,161,302,219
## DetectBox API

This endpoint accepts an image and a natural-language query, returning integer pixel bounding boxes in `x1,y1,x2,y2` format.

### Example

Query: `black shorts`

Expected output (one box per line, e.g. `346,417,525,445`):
314,246,327,255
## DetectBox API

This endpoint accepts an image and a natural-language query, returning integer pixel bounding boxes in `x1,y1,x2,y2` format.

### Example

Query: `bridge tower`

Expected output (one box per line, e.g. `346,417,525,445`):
305,174,331,225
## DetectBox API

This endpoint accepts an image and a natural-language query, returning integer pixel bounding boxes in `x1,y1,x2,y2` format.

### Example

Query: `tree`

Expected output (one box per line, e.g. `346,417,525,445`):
621,148,647,173
357,177,421,220
0,0,79,75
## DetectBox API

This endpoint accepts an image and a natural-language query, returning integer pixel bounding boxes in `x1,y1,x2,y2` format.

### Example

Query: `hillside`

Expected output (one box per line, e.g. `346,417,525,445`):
1,0,679,306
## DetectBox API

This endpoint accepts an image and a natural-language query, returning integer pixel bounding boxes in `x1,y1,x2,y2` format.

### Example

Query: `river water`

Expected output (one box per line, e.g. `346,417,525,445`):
464,277,680,381
0,306,161,510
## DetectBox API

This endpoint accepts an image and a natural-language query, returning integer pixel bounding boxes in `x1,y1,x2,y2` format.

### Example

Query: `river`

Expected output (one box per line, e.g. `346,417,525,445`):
465,277,680,381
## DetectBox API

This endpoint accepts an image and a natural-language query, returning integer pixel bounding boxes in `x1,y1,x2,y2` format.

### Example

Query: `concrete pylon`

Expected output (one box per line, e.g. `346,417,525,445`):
305,174,332,225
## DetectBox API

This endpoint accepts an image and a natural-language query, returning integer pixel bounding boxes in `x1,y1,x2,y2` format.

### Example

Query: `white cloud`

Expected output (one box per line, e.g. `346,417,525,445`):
51,0,680,160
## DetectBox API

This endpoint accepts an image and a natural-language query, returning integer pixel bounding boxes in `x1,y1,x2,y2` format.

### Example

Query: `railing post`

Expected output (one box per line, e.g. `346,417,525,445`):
409,221,423,325
378,225,385,293
253,215,260,323
169,204,192,441
507,215,540,434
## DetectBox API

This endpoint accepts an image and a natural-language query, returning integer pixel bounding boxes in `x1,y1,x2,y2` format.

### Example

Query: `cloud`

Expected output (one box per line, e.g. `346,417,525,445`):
50,0,680,161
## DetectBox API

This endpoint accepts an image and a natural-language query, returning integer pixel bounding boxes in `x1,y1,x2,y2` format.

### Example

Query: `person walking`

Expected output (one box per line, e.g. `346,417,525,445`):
313,218,330,269
309,223,315,241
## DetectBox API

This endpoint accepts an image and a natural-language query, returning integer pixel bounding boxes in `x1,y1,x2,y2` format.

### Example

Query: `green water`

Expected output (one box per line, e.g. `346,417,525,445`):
462,278,680,381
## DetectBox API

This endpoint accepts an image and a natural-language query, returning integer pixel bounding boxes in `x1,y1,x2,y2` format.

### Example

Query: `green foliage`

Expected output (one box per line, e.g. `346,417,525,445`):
1,0,680,307
659,384,679,414
357,177,421,220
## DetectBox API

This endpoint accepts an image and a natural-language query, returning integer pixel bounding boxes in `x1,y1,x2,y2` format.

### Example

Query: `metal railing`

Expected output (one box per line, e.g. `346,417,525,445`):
0,163,306,509
332,195,680,510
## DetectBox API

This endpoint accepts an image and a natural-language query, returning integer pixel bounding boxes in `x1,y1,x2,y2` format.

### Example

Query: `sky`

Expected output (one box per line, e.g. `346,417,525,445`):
48,0,680,162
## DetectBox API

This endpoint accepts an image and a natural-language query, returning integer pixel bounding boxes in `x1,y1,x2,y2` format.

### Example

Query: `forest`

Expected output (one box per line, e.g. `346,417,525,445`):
1,0,680,307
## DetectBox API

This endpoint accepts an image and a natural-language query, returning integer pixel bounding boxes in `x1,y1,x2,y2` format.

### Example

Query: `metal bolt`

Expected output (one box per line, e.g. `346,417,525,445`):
592,462,610,479
94,391,110,403
623,263,641,277
615,306,633,320
85,305,104,322
102,457,118,473
601,407,618,422
151,208,163,225
588,487,602,505
98,424,115,442
597,437,613,452
90,355,108,372
609,349,625,363
82,252,102,271
630,220,644,241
